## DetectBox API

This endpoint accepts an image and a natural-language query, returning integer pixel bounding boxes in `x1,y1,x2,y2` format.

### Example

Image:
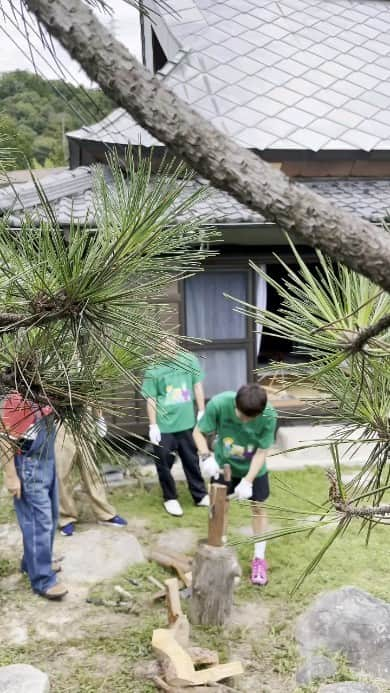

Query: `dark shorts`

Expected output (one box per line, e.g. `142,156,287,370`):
215,472,270,502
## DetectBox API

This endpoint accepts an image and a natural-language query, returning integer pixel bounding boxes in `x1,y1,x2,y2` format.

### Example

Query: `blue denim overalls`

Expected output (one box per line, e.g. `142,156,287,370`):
13,415,58,594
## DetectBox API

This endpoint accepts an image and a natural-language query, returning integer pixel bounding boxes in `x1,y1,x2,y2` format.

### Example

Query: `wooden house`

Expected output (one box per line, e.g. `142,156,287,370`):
1,0,390,434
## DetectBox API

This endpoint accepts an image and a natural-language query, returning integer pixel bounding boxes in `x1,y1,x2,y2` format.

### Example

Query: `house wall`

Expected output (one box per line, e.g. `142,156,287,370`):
111,240,319,443
108,278,181,441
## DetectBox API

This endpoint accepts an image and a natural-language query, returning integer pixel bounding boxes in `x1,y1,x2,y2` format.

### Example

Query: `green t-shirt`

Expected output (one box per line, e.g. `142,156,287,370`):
141,352,203,434
198,391,277,478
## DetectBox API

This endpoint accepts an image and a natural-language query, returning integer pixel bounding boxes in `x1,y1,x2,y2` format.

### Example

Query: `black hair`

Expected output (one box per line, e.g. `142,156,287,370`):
235,383,267,418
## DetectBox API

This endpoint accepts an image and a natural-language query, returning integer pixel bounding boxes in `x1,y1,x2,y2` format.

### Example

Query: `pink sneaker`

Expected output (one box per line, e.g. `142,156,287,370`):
251,558,268,586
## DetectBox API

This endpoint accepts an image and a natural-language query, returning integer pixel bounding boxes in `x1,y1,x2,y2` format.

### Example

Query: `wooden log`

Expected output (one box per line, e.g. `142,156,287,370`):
190,543,241,626
208,484,227,547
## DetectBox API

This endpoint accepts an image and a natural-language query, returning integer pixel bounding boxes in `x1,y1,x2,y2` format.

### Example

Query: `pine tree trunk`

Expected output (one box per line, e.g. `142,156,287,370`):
190,543,241,626
23,0,390,292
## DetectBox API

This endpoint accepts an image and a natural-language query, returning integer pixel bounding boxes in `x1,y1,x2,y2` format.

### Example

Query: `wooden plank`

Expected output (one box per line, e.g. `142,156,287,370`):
170,614,190,649
165,577,183,624
208,484,227,547
187,646,219,666
152,628,195,684
152,628,243,687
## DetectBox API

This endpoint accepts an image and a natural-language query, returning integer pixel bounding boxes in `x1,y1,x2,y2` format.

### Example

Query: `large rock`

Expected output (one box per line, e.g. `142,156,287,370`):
295,655,337,685
296,587,390,679
58,528,145,585
0,664,49,692
318,684,378,693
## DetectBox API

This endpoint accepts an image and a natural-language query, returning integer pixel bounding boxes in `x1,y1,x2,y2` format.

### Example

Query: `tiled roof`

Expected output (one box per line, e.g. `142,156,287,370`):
0,166,389,226
69,0,390,151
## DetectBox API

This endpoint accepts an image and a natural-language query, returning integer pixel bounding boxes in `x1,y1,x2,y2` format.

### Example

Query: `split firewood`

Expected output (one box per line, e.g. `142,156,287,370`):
148,575,165,590
152,589,167,602
114,585,133,601
150,549,192,584
152,675,171,691
152,628,243,687
165,577,183,624
187,647,219,666
158,686,234,692
170,614,190,649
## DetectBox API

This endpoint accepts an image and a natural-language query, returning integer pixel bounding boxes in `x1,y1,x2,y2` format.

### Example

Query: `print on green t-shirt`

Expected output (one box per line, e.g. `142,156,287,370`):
198,391,277,478
141,352,204,433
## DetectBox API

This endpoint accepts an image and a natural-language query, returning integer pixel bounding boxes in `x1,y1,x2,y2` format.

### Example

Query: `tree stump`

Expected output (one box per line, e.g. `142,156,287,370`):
190,543,241,626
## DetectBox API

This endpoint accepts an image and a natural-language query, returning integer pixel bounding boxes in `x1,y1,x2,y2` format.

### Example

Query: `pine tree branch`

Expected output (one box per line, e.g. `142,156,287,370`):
0,309,69,332
21,0,390,293
346,313,390,353
335,501,390,518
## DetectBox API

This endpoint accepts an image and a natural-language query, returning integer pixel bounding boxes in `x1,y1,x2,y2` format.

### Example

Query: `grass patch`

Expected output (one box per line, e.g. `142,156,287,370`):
114,466,390,606
1,465,390,692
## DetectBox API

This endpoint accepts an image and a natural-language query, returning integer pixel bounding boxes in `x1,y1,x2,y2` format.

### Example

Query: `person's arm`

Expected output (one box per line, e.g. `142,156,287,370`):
244,448,267,483
193,424,211,457
194,381,205,419
1,439,21,499
146,397,161,445
146,397,157,425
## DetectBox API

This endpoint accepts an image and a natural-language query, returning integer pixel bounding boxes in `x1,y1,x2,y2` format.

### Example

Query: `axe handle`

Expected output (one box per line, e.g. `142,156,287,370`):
223,464,232,540
223,463,232,483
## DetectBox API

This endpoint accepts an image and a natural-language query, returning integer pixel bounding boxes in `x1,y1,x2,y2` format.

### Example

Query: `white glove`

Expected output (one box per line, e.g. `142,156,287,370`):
200,454,220,480
197,410,205,422
149,423,161,445
96,416,107,438
235,478,253,500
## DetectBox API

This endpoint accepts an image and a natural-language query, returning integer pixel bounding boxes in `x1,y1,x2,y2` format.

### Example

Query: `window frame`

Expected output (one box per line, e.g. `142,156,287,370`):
181,259,257,386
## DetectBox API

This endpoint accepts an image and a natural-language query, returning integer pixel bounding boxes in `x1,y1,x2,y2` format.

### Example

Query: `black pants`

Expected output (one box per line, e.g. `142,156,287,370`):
154,429,207,503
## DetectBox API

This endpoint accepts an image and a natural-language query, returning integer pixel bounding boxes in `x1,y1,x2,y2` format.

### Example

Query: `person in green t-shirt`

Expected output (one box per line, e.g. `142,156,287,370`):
141,338,208,517
193,384,277,586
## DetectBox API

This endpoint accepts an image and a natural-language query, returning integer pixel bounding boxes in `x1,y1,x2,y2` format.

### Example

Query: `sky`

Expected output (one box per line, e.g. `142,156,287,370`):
0,0,142,86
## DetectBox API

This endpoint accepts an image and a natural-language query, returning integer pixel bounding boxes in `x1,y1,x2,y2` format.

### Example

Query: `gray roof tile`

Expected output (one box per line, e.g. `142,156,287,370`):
2,167,389,227
67,0,390,152
326,108,364,129
230,105,264,127
247,95,287,117
218,83,255,105
315,88,350,108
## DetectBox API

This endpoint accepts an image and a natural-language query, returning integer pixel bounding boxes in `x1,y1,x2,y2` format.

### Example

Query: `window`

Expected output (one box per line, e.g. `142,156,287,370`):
184,269,253,398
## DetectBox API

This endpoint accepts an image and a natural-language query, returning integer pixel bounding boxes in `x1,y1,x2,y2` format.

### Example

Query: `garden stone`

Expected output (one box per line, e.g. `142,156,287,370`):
317,683,378,693
0,664,49,692
295,655,337,685
58,528,145,585
296,586,390,679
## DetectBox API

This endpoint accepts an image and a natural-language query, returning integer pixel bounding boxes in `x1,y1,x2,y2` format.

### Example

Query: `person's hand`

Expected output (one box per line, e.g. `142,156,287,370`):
196,410,205,422
235,478,253,500
200,454,220,480
5,474,21,499
96,416,107,438
149,424,161,445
